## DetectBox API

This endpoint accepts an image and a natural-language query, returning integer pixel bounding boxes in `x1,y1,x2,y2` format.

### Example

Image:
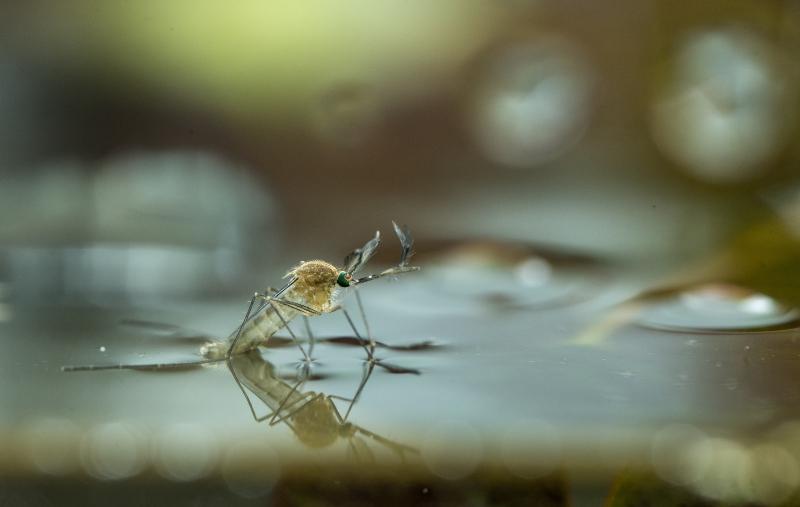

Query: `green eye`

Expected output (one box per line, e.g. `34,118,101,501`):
336,271,352,287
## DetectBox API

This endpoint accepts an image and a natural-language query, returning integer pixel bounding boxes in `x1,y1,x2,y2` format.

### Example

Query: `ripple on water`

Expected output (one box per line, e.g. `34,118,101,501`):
638,283,800,332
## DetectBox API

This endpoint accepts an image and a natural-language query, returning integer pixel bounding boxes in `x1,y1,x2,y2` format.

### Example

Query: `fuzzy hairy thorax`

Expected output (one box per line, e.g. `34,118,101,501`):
285,260,340,312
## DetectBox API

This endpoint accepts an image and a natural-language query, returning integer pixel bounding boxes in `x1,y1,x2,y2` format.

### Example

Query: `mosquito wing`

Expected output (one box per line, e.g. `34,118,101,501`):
343,230,381,275
391,221,415,267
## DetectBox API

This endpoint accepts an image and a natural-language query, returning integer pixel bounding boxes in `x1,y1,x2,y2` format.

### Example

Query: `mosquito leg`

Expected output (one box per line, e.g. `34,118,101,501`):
341,308,374,359
229,286,320,358
228,352,312,423
61,357,224,372
328,395,354,403
266,374,308,425
234,378,313,424
256,392,316,424
322,394,353,431
263,296,322,316
328,396,417,459
269,393,325,427
267,299,311,363
343,360,376,421
356,426,418,458
258,285,297,314
225,286,316,422
268,383,318,426
353,289,376,355
264,287,317,364
226,293,260,357
303,316,316,359
251,286,280,318
225,290,292,421
224,290,280,422
328,395,347,424
227,359,269,422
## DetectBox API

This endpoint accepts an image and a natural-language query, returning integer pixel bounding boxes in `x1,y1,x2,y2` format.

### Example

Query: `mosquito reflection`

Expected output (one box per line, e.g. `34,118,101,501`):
229,350,417,460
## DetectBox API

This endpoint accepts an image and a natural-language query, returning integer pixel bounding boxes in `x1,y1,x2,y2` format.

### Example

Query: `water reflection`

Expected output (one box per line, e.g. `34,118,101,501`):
638,283,800,333
229,350,417,460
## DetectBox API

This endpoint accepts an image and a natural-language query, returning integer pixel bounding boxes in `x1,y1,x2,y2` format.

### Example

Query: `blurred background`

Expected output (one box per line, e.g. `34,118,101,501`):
1,0,800,299
2,1,800,505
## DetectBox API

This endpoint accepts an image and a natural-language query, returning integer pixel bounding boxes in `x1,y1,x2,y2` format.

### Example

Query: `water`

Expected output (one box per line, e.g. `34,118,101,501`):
372,247,597,316
3,265,800,503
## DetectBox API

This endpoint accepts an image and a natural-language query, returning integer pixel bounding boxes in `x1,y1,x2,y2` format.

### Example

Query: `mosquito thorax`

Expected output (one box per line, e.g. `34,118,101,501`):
292,395,339,448
286,260,339,310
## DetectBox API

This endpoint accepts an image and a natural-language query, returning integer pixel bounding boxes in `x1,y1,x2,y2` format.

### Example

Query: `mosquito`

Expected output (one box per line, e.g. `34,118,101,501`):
62,221,419,377
230,349,417,460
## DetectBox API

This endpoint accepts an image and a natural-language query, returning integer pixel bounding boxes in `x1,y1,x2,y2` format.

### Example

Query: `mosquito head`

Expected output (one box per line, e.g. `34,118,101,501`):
336,271,354,288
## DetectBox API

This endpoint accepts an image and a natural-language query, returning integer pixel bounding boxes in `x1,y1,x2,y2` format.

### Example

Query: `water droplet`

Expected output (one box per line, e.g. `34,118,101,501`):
638,283,799,332
650,28,792,184
99,346,106,352
470,36,593,168
514,257,552,287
